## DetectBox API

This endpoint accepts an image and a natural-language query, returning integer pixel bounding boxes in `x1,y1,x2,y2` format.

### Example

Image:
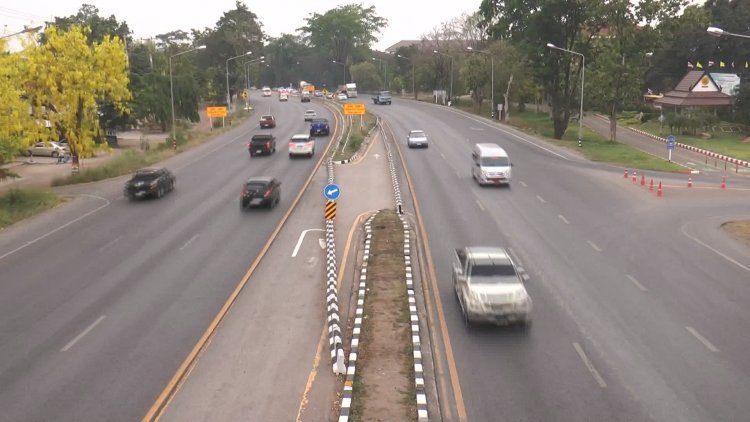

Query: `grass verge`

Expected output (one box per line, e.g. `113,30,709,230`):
333,112,377,162
627,120,750,161
721,221,750,247
0,189,63,230
350,209,416,422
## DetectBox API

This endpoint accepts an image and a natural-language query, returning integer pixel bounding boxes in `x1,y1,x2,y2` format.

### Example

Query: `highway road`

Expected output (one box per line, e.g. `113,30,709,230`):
372,98,750,422
0,92,334,421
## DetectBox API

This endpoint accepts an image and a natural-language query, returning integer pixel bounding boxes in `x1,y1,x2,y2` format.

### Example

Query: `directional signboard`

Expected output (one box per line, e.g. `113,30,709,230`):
323,183,341,201
343,103,366,115
666,134,676,150
206,106,228,118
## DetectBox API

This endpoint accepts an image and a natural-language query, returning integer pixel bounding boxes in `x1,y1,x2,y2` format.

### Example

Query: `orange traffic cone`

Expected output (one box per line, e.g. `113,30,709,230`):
640,174,646,186
649,179,654,191
688,177,692,188
721,176,726,189
624,169,628,178
632,170,637,183
657,181,663,197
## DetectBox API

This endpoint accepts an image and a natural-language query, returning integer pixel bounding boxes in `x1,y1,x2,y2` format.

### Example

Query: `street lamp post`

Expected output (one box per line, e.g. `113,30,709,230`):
547,43,585,147
467,46,495,119
372,57,387,89
332,60,346,86
433,50,453,104
170,45,206,143
226,51,252,112
244,56,265,92
397,54,417,100
0,25,42,40
707,26,750,39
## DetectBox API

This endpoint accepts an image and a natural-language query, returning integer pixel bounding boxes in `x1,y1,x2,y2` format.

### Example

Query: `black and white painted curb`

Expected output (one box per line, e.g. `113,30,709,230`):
338,214,375,422
338,125,429,421
326,158,347,375
627,126,750,168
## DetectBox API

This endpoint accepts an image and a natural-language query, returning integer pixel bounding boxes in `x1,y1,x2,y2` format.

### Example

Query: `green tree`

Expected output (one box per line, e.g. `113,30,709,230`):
23,25,131,158
350,61,380,92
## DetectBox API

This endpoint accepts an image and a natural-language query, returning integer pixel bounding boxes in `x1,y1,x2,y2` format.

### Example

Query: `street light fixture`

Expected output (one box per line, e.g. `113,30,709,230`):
170,45,206,143
707,26,750,39
0,25,42,40
397,54,417,100
332,60,346,86
433,50,453,104
467,46,495,119
226,51,252,112
546,42,585,147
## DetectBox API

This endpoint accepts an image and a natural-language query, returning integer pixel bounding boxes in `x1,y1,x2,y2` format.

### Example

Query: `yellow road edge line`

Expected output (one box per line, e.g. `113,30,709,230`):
143,108,346,422
382,120,467,421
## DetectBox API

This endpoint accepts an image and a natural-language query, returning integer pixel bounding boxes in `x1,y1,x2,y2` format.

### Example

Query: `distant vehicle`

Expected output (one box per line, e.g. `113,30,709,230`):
262,87,272,97
240,177,281,210
407,130,429,148
27,141,69,158
472,143,512,186
310,118,330,136
345,82,358,98
248,133,276,156
259,114,276,128
314,90,323,97
288,134,315,158
372,91,392,105
452,246,532,327
301,92,311,102
279,93,288,101
124,168,176,200
303,110,317,121
336,93,348,101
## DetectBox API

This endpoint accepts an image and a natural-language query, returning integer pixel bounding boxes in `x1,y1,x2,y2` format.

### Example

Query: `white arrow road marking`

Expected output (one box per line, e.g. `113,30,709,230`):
293,228,325,257
318,238,325,249
374,153,380,159
61,315,106,352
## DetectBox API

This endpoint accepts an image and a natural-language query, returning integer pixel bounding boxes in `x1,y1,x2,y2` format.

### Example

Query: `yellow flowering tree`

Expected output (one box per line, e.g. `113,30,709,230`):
0,39,37,177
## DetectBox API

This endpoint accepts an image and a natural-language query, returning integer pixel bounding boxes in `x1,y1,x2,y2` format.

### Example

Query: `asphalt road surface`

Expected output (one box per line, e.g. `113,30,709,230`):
372,98,750,422
0,92,333,421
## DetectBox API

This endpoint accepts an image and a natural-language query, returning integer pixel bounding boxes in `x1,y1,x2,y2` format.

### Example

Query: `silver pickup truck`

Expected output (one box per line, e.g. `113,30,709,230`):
452,246,532,327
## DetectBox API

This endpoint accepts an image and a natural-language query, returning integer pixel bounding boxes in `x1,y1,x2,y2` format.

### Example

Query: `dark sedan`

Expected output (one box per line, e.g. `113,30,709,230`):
124,168,175,200
240,177,281,210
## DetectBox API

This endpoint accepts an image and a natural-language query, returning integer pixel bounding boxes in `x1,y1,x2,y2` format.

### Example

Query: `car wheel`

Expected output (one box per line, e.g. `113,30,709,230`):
157,187,163,198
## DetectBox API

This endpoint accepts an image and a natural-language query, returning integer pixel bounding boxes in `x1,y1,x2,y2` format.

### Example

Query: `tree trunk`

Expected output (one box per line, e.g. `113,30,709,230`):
550,93,569,139
609,103,617,142
503,74,514,123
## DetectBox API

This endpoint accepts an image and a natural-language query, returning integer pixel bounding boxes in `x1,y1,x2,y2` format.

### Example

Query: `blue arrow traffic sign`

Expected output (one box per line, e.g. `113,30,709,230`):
666,134,676,150
323,183,341,201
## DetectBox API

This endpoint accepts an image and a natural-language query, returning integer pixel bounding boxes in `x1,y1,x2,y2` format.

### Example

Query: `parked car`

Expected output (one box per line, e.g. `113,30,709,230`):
303,110,317,121
452,246,532,327
407,130,429,148
259,114,276,128
27,141,69,158
310,118,330,136
124,168,176,200
240,177,281,209
288,134,315,158
248,134,276,156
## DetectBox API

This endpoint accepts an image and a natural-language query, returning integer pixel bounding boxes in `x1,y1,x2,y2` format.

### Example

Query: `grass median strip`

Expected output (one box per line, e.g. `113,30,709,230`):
350,209,416,422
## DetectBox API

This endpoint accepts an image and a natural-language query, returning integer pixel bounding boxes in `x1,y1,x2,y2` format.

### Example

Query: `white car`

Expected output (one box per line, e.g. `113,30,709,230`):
407,130,429,148
303,110,317,121
336,93,347,101
289,134,315,158
279,93,288,101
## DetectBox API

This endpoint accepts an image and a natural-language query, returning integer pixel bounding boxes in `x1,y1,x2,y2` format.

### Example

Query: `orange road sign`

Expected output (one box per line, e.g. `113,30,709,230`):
325,201,336,220
207,106,228,118
343,103,365,115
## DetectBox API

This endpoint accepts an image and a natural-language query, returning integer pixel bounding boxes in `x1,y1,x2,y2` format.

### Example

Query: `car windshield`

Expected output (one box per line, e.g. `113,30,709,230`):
481,156,510,166
246,182,268,190
471,264,517,279
133,173,159,181
409,132,426,138
291,138,309,143
261,115,273,120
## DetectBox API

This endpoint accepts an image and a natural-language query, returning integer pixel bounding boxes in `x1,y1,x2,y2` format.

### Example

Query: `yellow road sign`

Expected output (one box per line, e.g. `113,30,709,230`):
343,103,365,115
206,106,228,118
307,85,315,92
325,201,336,220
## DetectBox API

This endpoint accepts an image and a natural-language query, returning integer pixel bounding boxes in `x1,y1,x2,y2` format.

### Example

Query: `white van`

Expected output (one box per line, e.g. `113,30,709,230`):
472,143,512,186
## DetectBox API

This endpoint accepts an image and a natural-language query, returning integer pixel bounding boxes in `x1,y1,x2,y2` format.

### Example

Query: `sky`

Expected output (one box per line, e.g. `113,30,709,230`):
0,1,479,51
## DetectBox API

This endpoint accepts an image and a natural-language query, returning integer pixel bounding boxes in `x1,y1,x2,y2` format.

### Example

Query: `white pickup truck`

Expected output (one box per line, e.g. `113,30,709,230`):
452,246,532,327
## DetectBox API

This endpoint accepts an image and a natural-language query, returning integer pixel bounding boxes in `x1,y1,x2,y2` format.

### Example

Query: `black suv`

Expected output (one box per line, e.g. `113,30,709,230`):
309,118,330,136
240,177,281,209
124,168,175,200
